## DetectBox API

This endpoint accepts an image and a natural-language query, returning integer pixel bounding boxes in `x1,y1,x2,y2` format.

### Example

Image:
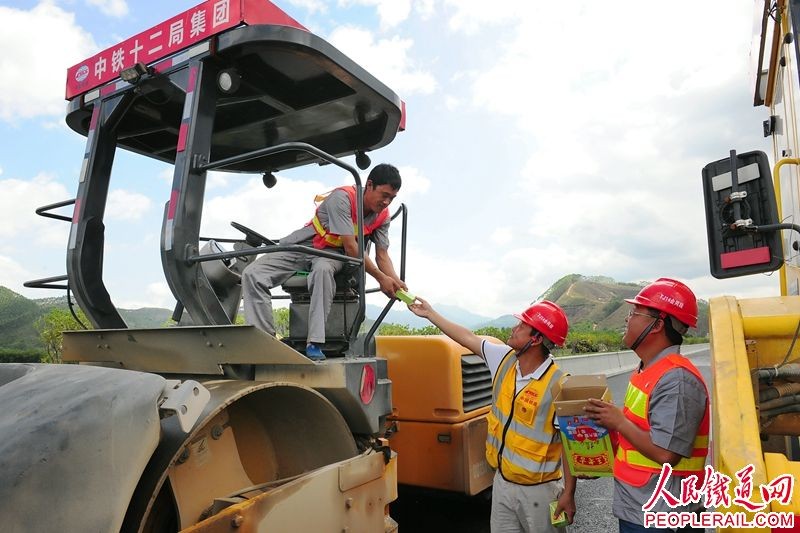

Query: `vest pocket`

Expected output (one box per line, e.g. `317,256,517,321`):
515,402,536,426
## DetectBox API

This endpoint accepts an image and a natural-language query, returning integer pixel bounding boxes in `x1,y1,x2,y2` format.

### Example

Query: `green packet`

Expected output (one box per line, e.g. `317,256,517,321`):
550,501,568,528
395,289,416,304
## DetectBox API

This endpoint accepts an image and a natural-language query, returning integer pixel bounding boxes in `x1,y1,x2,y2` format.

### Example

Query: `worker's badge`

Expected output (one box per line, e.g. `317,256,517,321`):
521,389,539,407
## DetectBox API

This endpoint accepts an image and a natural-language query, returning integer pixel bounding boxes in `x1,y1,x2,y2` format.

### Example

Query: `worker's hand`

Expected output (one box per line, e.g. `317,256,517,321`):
554,491,576,525
583,398,625,431
407,296,433,317
378,275,404,299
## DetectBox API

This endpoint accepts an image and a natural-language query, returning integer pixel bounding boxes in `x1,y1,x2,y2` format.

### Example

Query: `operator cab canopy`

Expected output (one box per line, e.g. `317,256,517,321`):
64,0,405,172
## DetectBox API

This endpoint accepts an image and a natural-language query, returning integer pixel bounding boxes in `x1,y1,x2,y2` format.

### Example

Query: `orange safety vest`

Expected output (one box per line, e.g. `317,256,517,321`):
306,186,390,249
485,349,565,485
615,354,710,488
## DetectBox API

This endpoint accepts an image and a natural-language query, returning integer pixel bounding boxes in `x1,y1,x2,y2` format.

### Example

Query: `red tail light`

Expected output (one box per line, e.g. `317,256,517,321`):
360,364,376,404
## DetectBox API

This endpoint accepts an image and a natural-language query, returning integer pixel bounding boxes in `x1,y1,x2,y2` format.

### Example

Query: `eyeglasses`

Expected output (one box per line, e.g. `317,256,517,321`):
626,310,658,320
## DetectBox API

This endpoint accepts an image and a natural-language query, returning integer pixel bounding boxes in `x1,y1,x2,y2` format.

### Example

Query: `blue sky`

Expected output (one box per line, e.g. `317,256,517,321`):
0,0,779,318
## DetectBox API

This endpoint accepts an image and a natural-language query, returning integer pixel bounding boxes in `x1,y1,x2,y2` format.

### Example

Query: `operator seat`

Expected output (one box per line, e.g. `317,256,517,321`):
280,266,360,355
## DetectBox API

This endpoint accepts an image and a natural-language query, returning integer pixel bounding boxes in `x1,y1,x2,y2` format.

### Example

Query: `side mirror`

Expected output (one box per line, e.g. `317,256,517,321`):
701,150,782,279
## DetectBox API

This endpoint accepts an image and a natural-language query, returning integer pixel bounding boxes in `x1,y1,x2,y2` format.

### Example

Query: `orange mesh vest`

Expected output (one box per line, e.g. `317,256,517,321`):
615,354,710,487
307,186,389,249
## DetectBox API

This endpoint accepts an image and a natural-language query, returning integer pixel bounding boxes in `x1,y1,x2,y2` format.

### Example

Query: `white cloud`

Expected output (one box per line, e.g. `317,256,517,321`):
414,0,435,19
338,0,411,29
448,0,767,298
328,26,436,95
490,227,512,245
396,166,430,198
201,174,329,243
444,95,462,111
107,189,152,220
157,167,173,186
0,255,37,295
403,245,509,316
117,282,175,310
688,273,780,303
441,0,525,34
85,0,128,18
206,170,232,190
0,0,781,319
0,2,96,122
287,0,328,14
0,173,72,246
402,242,627,319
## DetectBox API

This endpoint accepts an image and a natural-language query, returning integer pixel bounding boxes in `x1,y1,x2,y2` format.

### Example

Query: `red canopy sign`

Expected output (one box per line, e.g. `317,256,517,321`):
66,0,305,100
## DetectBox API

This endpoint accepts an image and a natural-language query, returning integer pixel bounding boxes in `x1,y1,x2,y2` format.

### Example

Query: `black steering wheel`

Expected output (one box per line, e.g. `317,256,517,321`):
230,221,277,247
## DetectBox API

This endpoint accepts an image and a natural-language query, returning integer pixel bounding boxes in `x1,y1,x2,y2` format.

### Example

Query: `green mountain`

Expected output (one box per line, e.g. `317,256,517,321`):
119,308,173,328
539,274,709,337
0,275,710,356
0,287,173,354
0,287,46,350
474,275,709,337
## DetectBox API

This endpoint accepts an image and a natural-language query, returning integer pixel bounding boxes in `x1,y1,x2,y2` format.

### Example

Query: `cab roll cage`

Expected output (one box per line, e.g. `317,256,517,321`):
27,141,408,354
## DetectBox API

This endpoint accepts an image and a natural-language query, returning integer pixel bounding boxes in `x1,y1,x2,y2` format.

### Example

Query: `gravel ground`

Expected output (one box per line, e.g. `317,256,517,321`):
571,477,617,532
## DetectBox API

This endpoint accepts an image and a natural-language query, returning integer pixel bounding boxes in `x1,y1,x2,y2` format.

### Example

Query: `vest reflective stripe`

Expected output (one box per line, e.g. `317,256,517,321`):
624,384,648,420
307,186,389,249
488,392,561,444
617,448,707,471
485,349,564,485
486,437,563,473
310,215,342,247
614,354,710,487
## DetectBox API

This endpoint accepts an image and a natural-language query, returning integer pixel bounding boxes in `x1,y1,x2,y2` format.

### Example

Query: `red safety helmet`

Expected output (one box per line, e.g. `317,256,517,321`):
514,300,569,347
624,277,698,329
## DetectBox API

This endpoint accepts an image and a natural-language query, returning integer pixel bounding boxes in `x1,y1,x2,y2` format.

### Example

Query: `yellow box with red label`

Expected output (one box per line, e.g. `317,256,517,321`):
554,374,615,477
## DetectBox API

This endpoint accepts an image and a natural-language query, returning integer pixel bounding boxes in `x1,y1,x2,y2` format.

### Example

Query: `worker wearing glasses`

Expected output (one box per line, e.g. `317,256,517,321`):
584,278,709,533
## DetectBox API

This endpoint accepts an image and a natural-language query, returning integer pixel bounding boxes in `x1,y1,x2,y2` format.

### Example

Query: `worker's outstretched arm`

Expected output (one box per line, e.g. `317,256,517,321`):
408,297,483,355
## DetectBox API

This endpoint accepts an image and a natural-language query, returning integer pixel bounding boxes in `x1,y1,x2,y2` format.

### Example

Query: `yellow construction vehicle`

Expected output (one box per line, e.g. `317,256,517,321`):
6,1,496,531
13,1,405,531
377,335,495,496
701,1,800,529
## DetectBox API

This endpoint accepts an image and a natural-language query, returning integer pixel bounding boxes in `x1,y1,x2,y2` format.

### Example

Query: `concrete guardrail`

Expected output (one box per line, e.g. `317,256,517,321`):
555,343,709,377
556,350,639,377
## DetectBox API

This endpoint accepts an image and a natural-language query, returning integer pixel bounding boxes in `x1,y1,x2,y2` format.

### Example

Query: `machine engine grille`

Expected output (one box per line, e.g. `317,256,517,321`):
461,354,492,412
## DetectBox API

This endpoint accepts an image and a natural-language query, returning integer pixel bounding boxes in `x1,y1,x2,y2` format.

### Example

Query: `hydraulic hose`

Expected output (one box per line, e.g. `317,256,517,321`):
758,381,800,402
759,393,800,411
756,364,800,382
760,403,800,420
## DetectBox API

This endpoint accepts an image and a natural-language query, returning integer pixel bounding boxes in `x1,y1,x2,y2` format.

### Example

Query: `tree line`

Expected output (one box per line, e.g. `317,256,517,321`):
1,308,708,364
375,321,707,355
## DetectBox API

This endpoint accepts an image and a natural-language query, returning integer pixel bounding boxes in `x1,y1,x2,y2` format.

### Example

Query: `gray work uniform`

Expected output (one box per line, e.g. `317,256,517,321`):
241,188,390,344
481,340,566,533
612,345,708,526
